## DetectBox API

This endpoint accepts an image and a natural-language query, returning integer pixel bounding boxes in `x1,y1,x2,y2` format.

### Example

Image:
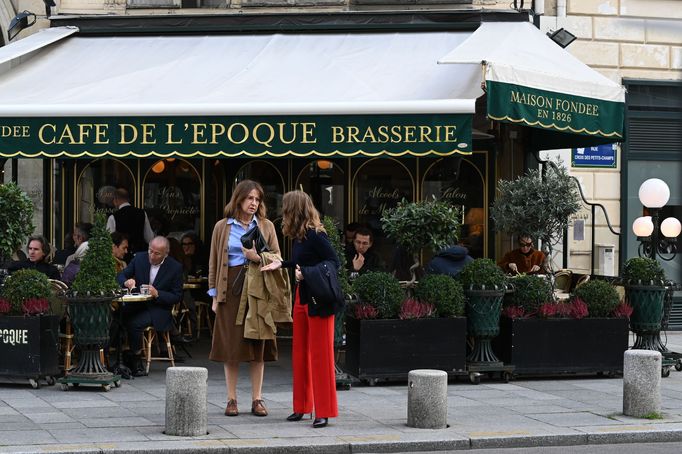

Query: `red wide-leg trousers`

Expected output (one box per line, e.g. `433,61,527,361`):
292,287,338,418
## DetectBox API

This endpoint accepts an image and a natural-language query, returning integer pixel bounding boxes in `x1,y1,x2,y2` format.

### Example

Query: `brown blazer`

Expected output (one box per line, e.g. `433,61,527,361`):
208,217,280,303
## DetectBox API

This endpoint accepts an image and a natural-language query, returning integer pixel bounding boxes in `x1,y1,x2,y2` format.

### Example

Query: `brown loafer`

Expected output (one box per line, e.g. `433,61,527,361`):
251,399,268,417
224,399,238,416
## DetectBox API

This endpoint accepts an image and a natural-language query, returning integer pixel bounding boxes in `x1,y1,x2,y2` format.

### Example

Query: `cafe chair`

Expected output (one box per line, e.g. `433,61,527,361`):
172,302,193,339
553,270,573,293
574,273,591,289
141,326,175,375
50,279,74,374
195,300,214,340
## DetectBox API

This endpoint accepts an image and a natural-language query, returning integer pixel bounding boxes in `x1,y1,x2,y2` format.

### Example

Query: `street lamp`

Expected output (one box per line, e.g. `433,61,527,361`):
632,178,680,261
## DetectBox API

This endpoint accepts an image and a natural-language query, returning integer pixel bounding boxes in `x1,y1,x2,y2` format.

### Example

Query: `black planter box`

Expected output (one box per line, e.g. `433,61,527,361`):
0,315,60,379
493,317,629,376
343,317,466,383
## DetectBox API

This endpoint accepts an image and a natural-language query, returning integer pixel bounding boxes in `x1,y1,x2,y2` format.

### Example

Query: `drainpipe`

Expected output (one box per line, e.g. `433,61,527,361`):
533,0,545,28
557,0,567,17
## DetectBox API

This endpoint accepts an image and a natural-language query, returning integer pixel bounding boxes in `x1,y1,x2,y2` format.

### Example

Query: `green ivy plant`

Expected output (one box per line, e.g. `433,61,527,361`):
1,269,51,315
415,274,465,317
490,164,580,271
71,213,119,296
351,271,403,319
573,280,620,318
621,257,666,286
381,197,461,283
505,274,553,313
459,258,507,291
322,215,351,295
0,182,35,264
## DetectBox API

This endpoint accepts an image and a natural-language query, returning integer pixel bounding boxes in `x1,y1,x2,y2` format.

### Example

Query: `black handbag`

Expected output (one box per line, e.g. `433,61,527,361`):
240,225,270,253
301,260,345,317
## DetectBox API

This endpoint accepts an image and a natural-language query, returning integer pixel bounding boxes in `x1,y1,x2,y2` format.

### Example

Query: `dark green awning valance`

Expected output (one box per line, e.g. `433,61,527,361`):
0,114,472,159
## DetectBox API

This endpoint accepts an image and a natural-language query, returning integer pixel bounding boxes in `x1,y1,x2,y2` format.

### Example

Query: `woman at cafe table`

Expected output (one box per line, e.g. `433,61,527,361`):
208,179,280,418
497,235,547,275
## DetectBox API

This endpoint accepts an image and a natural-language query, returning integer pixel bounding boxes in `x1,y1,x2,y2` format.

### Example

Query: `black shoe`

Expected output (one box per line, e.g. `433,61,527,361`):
287,412,304,421
170,333,192,344
312,417,328,428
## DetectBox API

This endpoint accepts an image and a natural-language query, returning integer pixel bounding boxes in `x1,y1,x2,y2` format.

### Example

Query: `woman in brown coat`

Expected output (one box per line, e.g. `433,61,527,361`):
208,179,280,417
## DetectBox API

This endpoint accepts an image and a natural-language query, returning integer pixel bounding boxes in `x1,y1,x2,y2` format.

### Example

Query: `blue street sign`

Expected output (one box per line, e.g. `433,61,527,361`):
571,143,617,168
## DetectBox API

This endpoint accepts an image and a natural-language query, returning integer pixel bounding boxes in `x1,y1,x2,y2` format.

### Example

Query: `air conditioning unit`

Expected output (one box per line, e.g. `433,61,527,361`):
597,244,615,277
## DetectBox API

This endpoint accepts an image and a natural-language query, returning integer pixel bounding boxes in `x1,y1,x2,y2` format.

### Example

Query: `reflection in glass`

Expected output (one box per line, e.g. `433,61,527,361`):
423,156,486,258
143,159,200,236
354,158,413,279
77,159,134,224
295,160,345,226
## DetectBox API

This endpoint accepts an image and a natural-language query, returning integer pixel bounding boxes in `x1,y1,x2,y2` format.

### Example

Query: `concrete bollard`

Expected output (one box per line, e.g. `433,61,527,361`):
165,367,208,436
407,369,448,429
623,350,662,418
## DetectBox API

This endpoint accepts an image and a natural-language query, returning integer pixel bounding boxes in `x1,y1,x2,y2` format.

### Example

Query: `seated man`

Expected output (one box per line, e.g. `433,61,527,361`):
117,236,184,375
345,226,385,276
111,232,129,273
497,235,547,275
424,244,473,278
8,235,60,280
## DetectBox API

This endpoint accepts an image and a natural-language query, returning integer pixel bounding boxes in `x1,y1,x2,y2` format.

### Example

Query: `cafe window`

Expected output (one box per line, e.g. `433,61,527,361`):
77,158,135,224
422,155,487,258
143,158,201,236
295,159,345,226
353,157,414,277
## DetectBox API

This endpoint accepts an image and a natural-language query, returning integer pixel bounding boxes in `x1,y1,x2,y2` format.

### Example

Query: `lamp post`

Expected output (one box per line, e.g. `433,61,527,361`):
630,178,680,363
632,178,680,261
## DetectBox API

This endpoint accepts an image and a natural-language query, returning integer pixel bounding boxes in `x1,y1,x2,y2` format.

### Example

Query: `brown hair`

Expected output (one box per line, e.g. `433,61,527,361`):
281,190,325,241
223,180,267,220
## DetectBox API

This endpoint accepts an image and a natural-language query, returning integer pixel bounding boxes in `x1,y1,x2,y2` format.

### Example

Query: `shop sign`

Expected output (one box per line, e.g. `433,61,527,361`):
571,144,617,168
486,81,624,139
0,114,472,159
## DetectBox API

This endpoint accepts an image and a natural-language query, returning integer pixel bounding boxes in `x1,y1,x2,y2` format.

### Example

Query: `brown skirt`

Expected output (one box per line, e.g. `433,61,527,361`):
209,266,278,363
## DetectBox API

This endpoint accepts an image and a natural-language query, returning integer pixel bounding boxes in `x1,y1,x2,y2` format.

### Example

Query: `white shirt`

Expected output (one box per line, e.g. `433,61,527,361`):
149,260,163,285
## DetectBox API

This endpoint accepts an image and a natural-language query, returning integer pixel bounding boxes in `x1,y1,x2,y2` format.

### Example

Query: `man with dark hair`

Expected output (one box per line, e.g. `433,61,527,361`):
111,232,129,273
8,235,60,280
345,226,385,275
106,188,154,254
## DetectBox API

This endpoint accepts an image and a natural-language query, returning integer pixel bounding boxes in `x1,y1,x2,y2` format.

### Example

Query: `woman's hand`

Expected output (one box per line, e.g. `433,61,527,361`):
295,265,304,282
212,297,218,313
260,260,282,272
242,245,261,263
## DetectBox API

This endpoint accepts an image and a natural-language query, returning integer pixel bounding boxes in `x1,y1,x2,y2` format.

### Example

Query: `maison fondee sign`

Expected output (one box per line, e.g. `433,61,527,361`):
0,115,472,159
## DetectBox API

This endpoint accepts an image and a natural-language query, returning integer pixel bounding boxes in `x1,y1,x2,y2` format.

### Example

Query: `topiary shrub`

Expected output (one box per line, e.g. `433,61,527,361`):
71,213,119,296
505,275,553,314
322,216,351,295
0,182,35,264
415,274,465,317
459,258,507,291
1,269,51,315
622,257,666,286
574,280,620,318
351,271,403,319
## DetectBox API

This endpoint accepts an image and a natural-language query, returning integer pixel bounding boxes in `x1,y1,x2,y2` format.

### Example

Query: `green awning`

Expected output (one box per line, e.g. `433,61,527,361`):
439,22,626,140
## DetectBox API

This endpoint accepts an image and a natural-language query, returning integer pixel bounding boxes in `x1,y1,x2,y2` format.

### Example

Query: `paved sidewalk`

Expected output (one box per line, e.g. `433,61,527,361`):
1,333,682,453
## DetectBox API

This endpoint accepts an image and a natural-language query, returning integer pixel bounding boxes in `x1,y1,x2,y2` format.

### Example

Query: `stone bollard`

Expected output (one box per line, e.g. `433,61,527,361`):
407,369,448,429
623,350,662,418
165,367,208,436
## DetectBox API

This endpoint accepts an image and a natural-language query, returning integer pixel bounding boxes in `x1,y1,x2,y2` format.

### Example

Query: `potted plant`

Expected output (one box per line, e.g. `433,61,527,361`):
381,197,461,284
459,258,507,365
343,271,467,384
504,274,553,316
0,182,34,273
59,212,121,391
622,257,667,351
490,164,580,273
495,279,629,376
0,269,60,388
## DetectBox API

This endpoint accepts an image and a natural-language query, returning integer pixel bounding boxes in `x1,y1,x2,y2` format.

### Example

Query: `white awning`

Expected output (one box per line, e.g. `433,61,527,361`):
0,28,481,117
438,21,625,103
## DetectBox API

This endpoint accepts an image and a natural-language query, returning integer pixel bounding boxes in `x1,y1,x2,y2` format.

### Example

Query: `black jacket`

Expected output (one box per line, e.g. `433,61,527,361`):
299,260,343,317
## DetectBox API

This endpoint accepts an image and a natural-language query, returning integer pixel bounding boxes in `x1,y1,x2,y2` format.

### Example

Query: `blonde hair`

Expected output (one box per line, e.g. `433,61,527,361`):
281,190,326,241
223,180,267,220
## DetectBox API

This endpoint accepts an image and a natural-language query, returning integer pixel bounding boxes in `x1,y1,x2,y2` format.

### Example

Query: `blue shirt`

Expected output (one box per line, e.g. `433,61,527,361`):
207,216,258,297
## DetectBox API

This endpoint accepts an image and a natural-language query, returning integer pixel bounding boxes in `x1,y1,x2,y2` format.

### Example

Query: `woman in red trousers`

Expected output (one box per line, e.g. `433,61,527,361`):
260,190,339,428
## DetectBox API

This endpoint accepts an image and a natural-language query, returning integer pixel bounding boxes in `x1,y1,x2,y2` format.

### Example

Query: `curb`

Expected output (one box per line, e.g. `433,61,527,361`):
3,429,682,454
